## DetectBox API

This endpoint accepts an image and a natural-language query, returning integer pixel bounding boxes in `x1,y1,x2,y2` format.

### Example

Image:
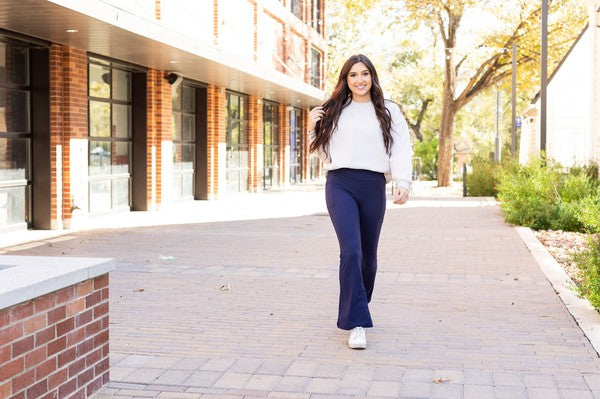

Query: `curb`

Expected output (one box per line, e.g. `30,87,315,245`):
516,226,600,356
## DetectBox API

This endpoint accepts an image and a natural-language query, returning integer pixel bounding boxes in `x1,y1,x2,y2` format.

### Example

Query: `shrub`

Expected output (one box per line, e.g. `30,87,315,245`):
496,158,560,230
575,235,600,309
577,194,600,234
570,163,599,181
550,201,585,232
549,174,598,232
466,157,499,197
559,173,595,203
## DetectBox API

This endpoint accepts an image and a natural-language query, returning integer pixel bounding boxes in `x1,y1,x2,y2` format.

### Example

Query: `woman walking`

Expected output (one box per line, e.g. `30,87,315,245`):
308,54,413,349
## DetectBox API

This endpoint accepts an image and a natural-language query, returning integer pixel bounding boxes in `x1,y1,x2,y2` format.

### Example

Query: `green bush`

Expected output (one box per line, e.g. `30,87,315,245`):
570,163,599,181
548,174,598,232
575,235,600,309
466,157,499,197
577,194,600,233
496,158,561,230
559,173,595,203
550,201,585,232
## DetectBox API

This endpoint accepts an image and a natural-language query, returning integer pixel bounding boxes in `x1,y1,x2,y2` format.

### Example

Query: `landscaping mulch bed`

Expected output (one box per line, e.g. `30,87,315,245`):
534,229,589,285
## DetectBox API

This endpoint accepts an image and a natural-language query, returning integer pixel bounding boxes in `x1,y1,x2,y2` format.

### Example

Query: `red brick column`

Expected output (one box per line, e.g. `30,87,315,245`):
0,275,110,399
304,39,310,85
248,96,263,192
146,70,172,209
278,104,290,186
49,45,88,226
213,0,219,46
206,85,226,198
282,24,289,77
154,0,161,20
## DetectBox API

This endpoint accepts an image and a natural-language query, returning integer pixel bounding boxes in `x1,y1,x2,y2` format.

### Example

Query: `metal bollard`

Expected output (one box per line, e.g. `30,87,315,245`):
462,163,468,197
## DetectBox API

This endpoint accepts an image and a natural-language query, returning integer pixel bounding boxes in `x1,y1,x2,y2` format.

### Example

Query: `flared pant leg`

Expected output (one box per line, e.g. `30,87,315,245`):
325,169,386,330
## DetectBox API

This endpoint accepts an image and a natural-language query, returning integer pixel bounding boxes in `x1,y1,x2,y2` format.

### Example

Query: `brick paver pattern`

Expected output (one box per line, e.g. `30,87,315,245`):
7,191,600,398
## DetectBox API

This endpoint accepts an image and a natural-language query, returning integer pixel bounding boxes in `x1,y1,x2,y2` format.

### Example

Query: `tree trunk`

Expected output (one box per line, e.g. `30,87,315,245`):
437,102,456,186
437,45,457,187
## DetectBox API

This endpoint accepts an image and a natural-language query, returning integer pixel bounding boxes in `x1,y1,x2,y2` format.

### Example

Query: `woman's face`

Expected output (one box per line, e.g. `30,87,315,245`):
346,62,372,102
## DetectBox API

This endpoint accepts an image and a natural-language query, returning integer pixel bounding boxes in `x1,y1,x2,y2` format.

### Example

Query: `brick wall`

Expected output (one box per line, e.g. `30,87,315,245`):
206,85,226,198
213,0,219,46
248,96,263,192
154,0,161,20
146,69,172,208
0,275,110,399
49,45,88,225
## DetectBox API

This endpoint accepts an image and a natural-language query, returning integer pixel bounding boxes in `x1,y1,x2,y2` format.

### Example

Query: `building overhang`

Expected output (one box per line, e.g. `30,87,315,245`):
0,0,327,107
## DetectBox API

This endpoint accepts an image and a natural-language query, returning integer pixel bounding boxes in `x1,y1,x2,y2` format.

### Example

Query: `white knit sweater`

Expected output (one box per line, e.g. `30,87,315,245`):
309,100,413,190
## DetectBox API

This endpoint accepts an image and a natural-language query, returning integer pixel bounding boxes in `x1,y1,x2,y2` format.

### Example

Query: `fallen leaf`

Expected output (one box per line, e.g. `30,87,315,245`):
133,288,145,293
219,284,231,292
433,378,450,384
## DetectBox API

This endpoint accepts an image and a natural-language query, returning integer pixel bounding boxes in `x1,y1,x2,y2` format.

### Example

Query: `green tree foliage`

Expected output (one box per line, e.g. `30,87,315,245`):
327,0,588,185
413,133,439,180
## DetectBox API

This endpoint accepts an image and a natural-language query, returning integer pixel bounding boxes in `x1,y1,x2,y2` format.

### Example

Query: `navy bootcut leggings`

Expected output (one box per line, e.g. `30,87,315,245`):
325,168,386,330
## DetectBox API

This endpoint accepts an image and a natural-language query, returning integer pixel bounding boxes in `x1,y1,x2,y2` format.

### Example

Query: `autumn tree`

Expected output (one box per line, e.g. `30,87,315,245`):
402,0,587,186
325,0,443,142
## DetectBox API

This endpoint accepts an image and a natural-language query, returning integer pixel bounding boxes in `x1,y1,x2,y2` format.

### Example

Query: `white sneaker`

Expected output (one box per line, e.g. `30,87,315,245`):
348,326,367,349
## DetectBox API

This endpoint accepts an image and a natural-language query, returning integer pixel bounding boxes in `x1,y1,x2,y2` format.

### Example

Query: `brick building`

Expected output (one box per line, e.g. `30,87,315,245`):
0,0,327,234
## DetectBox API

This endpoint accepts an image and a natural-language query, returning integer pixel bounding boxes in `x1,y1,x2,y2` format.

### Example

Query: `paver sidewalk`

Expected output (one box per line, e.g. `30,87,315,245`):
5,185,600,398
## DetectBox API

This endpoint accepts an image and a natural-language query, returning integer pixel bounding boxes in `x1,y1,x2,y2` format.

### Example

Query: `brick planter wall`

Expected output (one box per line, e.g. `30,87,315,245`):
0,275,110,399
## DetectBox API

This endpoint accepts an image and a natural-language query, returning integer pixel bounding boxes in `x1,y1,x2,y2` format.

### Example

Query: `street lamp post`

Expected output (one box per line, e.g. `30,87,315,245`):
495,85,501,163
540,0,548,154
511,43,517,157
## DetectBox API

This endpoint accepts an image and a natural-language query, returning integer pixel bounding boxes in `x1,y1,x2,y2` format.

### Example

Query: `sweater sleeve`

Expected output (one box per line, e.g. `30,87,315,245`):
388,103,413,190
308,130,331,164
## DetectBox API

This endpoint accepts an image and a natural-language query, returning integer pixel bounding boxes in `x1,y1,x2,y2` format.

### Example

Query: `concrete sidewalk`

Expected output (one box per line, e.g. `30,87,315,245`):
4,184,600,398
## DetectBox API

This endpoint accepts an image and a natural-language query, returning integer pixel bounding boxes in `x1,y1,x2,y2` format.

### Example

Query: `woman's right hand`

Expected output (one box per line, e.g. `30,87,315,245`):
308,106,325,131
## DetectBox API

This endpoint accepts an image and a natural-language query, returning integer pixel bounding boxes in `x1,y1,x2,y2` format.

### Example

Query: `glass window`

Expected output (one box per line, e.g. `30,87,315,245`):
0,89,30,133
263,101,279,190
0,137,28,181
290,0,302,19
0,186,26,225
89,64,110,99
112,142,130,174
112,69,131,101
182,114,194,141
112,104,131,138
88,59,134,213
89,141,111,176
0,39,30,228
89,180,111,213
171,83,197,200
229,120,239,145
172,112,182,141
310,48,321,88
0,42,28,85
290,107,303,184
172,85,182,109
311,0,322,33
182,85,195,112
111,178,130,209
89,101,110,137
226,92,249,193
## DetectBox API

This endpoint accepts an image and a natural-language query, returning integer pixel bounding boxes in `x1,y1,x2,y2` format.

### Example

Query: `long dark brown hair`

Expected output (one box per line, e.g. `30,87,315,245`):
310,54,393,158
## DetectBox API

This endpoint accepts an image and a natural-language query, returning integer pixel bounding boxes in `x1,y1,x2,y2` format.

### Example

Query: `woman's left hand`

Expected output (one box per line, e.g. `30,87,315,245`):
393,187,409,205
